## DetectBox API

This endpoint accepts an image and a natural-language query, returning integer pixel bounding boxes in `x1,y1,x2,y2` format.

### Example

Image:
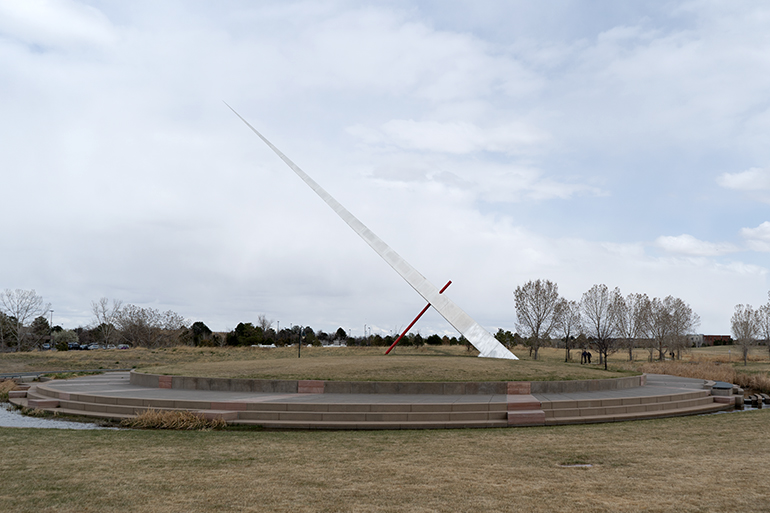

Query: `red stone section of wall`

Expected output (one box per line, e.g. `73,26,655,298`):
507,381,531,395
298,380,325,394
158,375,173,389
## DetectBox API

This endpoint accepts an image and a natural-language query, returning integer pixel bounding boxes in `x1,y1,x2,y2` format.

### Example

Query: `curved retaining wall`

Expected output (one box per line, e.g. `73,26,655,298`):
130,371,644,395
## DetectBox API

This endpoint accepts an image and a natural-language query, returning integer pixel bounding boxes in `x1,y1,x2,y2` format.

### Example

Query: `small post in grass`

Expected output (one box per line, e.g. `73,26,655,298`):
298,327,303,358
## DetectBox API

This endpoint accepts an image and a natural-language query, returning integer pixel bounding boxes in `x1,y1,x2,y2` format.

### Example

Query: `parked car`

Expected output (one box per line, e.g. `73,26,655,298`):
117,344,130,350
68,342,81,351
87,344,101,350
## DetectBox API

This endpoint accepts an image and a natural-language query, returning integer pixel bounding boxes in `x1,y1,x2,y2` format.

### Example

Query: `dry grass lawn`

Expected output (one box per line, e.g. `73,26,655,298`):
144,354,631,382
0,346,636,382
1,409,768,512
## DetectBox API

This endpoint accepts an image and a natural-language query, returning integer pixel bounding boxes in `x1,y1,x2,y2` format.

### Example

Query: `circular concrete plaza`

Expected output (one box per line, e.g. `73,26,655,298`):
11,370,737,430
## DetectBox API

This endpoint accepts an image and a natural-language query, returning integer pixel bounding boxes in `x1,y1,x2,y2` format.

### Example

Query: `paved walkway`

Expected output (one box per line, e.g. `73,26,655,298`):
42,372,709,405
532,374,708,402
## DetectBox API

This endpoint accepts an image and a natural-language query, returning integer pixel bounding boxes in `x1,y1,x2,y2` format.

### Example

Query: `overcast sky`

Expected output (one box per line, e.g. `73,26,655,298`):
1,0,769,338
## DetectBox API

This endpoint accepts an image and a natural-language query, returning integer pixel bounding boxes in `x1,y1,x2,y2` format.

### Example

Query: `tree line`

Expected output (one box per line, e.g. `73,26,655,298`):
512,280,703,369
0,290,471,352
0,293,192,351
512,280,770,369
224,319,470,349
3,286,769,363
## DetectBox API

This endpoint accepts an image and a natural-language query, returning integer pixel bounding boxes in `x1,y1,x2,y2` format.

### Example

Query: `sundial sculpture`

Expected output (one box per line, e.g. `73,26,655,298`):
227,104,517,360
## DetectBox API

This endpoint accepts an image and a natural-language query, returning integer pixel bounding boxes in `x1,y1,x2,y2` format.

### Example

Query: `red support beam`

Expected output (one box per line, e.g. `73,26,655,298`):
384,280,451,355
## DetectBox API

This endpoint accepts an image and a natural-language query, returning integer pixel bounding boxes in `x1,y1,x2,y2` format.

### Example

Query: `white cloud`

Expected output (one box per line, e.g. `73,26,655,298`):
717,167,770,191
655,234,739,256
0,0,116,49
741,221,770,252
348,119,548,155
360,151,602,202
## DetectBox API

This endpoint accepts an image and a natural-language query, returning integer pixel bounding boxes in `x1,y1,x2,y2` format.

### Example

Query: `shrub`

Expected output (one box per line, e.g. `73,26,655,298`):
0,380,17,402
121,409,226,430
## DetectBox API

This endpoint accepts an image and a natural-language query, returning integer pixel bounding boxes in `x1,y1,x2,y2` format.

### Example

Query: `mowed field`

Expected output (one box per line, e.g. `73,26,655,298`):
0,345,637,382
3,343,769,382
1,409,769,513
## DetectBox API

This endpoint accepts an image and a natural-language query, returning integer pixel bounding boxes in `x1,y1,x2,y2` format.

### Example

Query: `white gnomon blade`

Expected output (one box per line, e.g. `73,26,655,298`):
227,104,517,360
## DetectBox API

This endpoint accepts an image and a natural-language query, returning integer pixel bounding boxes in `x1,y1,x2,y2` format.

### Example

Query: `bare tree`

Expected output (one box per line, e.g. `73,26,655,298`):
0,289,51,351
646,296,699,361
758,292,770,357
116,304,157,348
731,304,759,366
647,296,674,361
514,279,561,360
555,299,581,362
91,298,123,347
613,292,651,361
580,284,618,370
160,310,188,347
257,314,273,340
116,304,189,348
668,297,700,360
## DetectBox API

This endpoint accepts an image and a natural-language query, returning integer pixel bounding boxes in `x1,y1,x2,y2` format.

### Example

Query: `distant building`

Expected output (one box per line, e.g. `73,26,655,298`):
685,335,733,347
702,335,732,346
686,334,703,347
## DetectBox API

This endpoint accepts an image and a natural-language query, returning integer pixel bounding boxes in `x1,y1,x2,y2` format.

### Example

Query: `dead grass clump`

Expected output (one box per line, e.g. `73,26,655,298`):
733,373,770,394
691,353,766,363
20,406,51,417
0,379,17,401
121,409,226,430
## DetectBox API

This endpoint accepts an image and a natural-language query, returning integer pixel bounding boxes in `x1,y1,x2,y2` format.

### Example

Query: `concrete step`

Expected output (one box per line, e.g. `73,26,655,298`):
544,395,718,420
229,419,510,430
26,386,509,427
541,390,710,414
544,400,730,425
237,409,507,423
